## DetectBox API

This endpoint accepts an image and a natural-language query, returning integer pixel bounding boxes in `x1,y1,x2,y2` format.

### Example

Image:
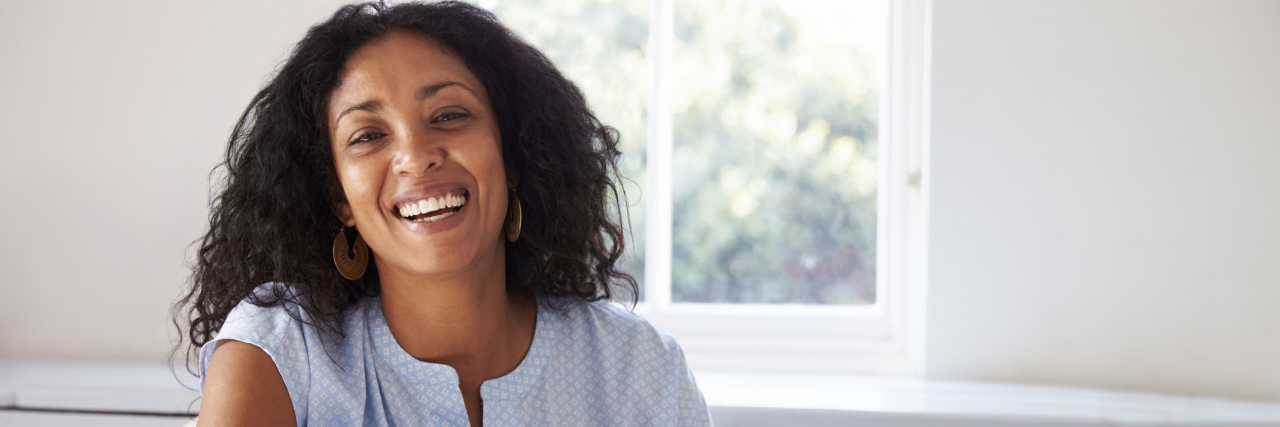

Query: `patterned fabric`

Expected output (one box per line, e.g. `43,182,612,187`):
199,284,712,426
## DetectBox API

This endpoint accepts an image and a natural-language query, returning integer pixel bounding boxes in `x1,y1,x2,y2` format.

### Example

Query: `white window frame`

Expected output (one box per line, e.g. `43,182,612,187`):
635,0,932,376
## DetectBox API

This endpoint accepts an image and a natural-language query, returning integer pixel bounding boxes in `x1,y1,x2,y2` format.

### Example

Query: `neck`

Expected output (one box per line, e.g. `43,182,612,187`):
375,245,535,376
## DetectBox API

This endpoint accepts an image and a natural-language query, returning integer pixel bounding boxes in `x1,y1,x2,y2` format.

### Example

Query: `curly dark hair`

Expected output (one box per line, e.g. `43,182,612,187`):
173,0,636,370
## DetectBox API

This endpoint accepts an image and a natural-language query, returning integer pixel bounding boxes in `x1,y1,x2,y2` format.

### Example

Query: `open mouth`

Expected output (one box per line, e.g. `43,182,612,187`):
395,190,469,223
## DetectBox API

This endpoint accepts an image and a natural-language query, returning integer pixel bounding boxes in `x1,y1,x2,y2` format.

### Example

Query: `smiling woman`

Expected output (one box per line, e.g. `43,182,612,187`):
173,2,710,426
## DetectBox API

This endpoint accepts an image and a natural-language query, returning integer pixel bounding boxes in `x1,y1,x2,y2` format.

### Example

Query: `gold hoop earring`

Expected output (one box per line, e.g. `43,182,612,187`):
332,226,369,280
505,190,522,242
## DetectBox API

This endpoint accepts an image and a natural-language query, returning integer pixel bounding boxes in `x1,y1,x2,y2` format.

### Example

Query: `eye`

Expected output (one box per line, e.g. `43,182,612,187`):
433,111,470,123
351,131,386,144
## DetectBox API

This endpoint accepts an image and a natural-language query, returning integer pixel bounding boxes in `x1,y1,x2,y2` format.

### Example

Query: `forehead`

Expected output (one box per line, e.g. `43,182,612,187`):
329,31,486,111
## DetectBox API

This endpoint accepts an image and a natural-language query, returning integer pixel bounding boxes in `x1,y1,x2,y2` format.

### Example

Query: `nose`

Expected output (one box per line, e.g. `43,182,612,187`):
390,128,444,177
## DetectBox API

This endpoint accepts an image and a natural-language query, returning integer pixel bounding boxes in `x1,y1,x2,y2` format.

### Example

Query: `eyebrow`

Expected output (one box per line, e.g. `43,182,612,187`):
334,81,479,127
334,101,382,127
416,81,477,100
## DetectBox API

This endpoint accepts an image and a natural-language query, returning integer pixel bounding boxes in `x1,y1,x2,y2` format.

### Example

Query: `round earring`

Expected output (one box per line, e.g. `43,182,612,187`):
332,226,369,280
505,190,522,242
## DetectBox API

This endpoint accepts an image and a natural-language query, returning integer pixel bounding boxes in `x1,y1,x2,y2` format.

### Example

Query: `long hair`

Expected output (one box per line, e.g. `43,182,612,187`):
173,1,636,373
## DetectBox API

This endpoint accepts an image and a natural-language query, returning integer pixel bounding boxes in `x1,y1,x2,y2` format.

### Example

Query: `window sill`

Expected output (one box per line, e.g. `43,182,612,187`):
3,360,1279,426
0,360,200,416
697,371,1280,426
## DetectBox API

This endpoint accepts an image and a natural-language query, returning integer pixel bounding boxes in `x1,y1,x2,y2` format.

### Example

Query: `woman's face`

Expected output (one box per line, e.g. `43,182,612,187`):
328,31,509,279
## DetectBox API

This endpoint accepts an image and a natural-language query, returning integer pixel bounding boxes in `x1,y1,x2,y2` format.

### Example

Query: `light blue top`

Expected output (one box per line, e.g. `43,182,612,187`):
199,285,712,426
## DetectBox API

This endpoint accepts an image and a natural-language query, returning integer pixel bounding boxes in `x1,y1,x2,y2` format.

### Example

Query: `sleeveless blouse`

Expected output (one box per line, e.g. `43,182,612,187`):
199,285,712,426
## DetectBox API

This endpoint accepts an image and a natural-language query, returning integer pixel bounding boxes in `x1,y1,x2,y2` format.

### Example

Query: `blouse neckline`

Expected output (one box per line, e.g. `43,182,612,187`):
365,295,557,402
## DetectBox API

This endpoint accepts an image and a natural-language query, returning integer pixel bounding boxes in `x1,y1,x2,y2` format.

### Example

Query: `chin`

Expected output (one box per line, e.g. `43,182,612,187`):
406,247,488,276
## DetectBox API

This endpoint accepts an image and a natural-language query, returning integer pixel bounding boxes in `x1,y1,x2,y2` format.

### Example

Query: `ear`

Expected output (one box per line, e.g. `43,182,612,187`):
331,187,357,227
334,199,357,227
506,168,520,190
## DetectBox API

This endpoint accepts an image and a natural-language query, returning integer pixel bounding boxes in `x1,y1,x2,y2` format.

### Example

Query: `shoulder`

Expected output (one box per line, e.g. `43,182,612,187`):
199,283,317,425
538,298,712,425
199,283,309,379
556,298,681,353
201,283,375,366
199,283,377,424
545,297,690,375
208,283,311,352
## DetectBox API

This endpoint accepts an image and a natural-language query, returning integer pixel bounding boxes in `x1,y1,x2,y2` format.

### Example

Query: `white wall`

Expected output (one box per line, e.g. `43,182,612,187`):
927,0,1280,401
0,0,353,362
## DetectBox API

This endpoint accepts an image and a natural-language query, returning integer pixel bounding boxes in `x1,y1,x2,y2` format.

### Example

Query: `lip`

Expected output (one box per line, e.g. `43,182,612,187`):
390,182,471,235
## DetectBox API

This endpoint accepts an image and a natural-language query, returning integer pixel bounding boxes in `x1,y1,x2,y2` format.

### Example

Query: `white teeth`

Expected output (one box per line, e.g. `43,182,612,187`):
399,193,467,219
415,209,457,223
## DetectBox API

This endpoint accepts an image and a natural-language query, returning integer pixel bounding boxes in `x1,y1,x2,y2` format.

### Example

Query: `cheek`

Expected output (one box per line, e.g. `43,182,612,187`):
337,156,387,216
456,140,508,227
477,145,508,213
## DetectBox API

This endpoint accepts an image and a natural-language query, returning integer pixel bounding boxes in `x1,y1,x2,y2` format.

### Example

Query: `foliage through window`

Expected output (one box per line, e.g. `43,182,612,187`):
490,0,885,305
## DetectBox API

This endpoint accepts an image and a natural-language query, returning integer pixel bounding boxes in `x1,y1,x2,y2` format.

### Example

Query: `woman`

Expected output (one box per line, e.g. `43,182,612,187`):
175,2,710,426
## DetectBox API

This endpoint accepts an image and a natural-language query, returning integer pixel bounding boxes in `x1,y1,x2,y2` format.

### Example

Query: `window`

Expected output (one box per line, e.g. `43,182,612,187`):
488,0,929,375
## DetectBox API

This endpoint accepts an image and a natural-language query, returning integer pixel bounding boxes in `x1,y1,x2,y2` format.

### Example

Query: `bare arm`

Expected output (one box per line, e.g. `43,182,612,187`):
197,340,296,427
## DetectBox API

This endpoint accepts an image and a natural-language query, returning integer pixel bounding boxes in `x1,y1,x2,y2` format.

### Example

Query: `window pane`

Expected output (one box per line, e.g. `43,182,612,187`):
670,0,885,304
489,0,650,300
